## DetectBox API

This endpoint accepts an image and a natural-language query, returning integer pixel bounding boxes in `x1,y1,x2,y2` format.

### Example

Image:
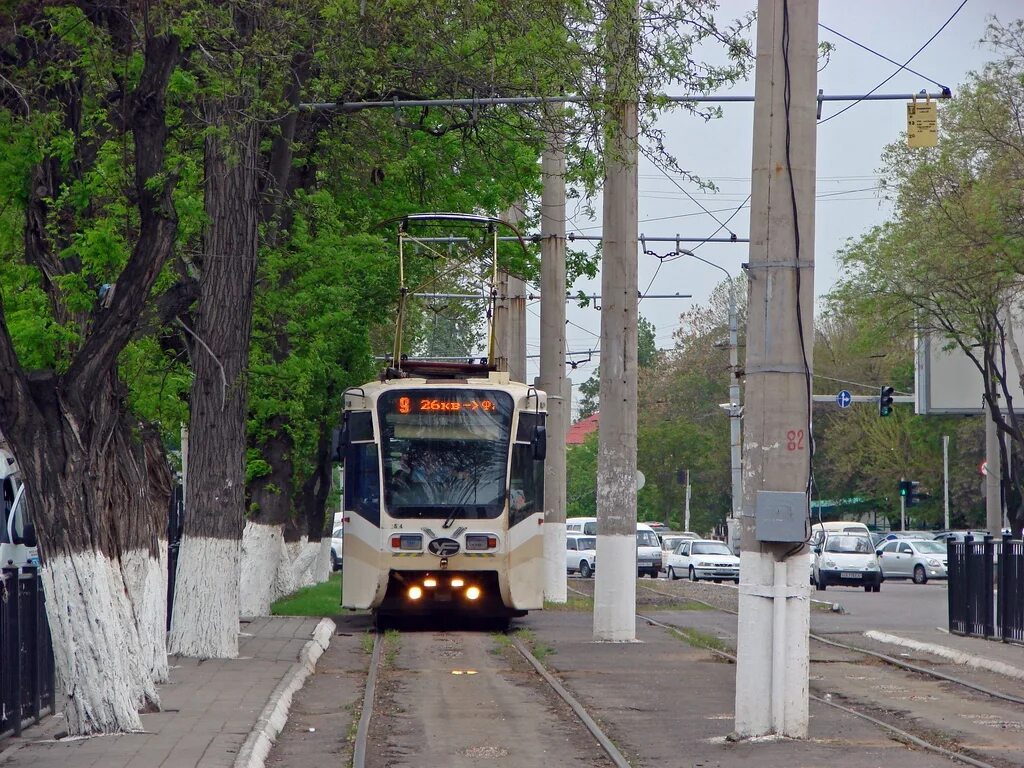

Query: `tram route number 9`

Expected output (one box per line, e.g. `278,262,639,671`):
396,396,496,415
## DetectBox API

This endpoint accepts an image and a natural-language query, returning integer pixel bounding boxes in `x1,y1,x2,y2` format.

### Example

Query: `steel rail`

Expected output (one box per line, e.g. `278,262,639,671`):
510,636,632,768
352,631,383,768
635,582,1024,707
636,607,1002,768
351,625,630,767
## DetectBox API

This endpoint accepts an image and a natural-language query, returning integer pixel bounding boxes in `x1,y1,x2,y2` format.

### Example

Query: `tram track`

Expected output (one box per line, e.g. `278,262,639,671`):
632,580,1024,768
351,625,628,768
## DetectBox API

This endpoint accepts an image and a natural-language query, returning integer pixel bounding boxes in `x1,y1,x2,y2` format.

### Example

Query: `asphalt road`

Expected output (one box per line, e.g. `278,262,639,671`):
809,576,949,634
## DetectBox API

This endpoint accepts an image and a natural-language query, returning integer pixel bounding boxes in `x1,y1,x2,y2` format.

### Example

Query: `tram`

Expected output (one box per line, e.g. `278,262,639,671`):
336,214,547,622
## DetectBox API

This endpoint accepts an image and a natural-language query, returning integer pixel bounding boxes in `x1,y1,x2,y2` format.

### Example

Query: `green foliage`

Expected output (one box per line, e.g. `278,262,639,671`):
824,22,1024,533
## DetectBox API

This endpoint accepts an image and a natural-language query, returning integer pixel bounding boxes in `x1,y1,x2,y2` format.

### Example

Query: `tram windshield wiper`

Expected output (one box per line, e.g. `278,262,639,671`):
442,506,465,529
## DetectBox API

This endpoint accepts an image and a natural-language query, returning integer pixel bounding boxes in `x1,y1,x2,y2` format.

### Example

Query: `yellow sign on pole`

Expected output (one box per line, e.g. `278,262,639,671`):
907,97,938,147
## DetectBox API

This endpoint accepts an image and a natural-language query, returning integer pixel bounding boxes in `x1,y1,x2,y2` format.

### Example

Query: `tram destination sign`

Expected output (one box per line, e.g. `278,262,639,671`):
394,395,497,415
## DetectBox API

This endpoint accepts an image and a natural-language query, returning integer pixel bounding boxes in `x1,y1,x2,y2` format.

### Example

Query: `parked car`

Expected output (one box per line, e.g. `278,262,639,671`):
883,530,936,541
330,527,344,571
665,539,739,583
659,533,699,572
566,534,597,578
877,538,947,584
934,530,991,543
813,533,881,592
569,518,661,577
636,523,663,578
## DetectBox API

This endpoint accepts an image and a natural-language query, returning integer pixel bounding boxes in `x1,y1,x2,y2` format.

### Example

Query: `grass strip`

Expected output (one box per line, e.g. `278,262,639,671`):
271,572,342,616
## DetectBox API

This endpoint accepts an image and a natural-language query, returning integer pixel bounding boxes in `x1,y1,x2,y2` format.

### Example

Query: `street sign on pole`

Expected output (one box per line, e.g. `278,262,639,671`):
836,390,852,409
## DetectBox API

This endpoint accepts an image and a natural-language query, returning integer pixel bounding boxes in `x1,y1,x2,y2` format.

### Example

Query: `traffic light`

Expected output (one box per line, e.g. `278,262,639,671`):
898,479,922,507
879,385,895,417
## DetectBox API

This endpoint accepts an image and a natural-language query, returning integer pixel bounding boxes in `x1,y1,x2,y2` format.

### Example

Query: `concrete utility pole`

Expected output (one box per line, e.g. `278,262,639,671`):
539,120,569,604
734,0,817,739
943,435,950,531
594,0,639,642
726,286,743,551
900,478,907,531
684,471,692,532
495,204,528,381
986,396,1002,534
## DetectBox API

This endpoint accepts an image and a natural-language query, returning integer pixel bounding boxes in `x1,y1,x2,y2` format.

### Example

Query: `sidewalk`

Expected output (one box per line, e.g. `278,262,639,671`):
0,617,331,768
3,605,1022,768
522,610,968,768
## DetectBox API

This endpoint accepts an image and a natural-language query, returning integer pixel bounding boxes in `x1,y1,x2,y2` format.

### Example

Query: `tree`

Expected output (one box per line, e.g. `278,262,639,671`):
832,20,1024,536
0,4,181,734
636,280,743,533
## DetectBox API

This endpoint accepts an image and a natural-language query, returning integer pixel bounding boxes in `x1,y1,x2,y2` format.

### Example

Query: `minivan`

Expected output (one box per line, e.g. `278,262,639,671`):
1,446,38,569
565,518,663,577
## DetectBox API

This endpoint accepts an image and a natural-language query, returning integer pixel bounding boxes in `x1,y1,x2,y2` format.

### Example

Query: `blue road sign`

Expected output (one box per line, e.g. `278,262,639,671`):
836,390,852,409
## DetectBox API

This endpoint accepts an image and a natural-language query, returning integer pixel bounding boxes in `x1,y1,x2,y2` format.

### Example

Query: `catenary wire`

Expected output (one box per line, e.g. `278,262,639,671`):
818,0,968,125
818,22,948,89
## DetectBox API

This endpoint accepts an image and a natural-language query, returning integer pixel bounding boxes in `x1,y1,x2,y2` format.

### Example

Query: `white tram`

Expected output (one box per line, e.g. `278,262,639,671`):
337,363,547,621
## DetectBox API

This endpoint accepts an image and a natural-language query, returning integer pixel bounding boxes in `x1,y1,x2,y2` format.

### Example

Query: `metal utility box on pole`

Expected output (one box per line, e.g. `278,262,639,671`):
594,0,639,642
734,0,817,739
539,119,569,603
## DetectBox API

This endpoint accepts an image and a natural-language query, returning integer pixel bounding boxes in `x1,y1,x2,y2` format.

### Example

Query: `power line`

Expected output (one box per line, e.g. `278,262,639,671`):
818,0,966,125
818,22,948,89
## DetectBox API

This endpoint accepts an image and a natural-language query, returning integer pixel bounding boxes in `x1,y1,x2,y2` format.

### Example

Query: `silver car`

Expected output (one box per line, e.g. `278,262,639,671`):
877,538,947,584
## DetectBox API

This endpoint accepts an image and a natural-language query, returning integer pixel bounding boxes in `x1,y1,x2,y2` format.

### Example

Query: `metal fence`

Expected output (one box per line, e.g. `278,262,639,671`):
948,534,1024,645
0,566,56,739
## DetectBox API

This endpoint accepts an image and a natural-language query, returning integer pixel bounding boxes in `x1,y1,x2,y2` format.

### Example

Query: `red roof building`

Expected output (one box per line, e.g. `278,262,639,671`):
566,412,600,445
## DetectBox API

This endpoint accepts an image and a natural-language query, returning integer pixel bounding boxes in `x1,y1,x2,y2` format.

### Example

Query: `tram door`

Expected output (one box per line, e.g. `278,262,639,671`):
506,412,546,609
340,411,383,609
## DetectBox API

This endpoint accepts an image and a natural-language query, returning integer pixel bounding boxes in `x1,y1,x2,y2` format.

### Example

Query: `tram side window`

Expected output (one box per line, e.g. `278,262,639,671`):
343,412,380,525
509,415,545,527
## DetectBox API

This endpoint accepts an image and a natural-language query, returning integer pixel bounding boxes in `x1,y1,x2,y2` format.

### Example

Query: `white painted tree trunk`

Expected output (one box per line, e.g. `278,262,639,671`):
238,521,285,617
42,551,156,735
168,536,240,658
312,536,332,584
121,548,170,684
287,538,319,590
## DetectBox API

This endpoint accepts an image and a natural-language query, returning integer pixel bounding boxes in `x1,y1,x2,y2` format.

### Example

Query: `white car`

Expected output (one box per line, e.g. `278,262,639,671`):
566,533,597,578
330,527,344,571
665,539,739,583
813,533,881,591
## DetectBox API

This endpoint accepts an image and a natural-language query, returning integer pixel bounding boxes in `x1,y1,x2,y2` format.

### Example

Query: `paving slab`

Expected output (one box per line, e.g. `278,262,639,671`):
0,617,321,768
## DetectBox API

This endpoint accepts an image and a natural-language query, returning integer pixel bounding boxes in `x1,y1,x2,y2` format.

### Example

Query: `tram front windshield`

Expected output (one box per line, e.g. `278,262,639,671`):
378,390,513,519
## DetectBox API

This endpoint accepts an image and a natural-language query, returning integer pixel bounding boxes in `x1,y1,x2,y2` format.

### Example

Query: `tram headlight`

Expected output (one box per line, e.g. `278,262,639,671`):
408,586,423,600
450,578,465,588
465,586,481,601
465,534,497,551
423,578,437,588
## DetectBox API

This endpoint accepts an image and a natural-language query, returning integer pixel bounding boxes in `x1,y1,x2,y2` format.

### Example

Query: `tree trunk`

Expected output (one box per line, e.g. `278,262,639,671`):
169,103,259,658
17,376,171,734
240,418,294,615
0,28,180,735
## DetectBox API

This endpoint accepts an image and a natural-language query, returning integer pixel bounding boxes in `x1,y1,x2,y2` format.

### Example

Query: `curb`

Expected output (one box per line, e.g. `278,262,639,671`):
234,617,336,768
864,629,1024,681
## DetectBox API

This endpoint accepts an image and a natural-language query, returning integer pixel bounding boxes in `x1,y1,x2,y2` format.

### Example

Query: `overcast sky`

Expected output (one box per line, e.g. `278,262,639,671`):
518,0,1021,416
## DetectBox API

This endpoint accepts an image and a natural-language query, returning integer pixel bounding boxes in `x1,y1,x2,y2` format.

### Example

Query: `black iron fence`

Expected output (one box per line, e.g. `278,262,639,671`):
0,566,56,739
948,534,1024,645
